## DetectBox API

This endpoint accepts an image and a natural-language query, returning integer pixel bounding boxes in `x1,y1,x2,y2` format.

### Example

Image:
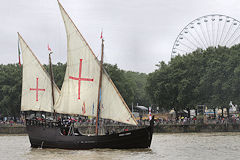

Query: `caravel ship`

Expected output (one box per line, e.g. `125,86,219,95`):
19,1,154,149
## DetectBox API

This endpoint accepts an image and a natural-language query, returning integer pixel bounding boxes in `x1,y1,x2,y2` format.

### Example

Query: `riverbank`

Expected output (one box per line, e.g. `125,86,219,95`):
1,123,240,134
0,126,26,134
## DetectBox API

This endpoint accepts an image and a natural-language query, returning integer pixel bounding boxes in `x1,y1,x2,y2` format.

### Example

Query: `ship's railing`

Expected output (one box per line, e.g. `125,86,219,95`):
26,119,60,128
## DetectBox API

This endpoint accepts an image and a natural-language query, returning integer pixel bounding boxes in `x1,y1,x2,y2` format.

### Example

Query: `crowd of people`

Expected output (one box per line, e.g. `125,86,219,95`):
1,114,240,127
154,115,240,125
0,116,24,126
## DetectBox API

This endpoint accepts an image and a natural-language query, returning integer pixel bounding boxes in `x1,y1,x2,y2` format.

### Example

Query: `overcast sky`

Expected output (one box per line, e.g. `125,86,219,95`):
1,0,240,73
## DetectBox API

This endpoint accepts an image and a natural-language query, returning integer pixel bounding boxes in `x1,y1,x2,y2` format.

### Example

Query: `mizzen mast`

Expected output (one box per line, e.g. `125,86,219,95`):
48,45,55,113
95,32,104,135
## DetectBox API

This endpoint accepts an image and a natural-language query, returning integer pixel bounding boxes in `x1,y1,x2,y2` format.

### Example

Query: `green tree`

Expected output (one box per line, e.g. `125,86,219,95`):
0,64,22,117
146,44,240,118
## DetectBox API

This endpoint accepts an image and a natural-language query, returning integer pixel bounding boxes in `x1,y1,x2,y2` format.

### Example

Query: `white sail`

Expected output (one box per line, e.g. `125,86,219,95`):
54,2,137,125
19,33,60,112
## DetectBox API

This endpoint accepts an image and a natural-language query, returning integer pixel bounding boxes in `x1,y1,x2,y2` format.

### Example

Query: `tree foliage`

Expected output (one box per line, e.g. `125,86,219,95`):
4,44,240,117
104,63,150,106
0,62,150,116
147,45,240,112
0,64,22,117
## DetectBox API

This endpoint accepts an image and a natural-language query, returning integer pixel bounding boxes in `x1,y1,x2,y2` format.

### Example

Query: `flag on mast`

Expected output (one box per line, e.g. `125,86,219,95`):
48,44,52,52
100,31,103,39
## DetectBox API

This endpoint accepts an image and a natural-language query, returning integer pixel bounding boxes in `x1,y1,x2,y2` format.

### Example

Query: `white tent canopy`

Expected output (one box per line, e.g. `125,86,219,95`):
136,106,148,111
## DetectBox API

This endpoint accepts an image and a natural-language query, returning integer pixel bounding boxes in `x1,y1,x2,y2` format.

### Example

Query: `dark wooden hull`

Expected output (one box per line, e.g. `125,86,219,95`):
26,123,154,149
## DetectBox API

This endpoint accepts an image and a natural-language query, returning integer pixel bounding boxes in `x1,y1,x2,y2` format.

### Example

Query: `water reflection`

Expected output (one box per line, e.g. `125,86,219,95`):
25,147,153,160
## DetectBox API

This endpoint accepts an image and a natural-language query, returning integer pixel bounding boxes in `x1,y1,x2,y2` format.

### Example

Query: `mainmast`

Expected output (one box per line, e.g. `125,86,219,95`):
48,49,55,114
95,33,104,135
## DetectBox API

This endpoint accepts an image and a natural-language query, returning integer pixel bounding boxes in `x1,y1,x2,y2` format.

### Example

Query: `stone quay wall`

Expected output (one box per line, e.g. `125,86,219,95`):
154,123,240,133
1,124,240,134
77,123,240,134
0,126,26,134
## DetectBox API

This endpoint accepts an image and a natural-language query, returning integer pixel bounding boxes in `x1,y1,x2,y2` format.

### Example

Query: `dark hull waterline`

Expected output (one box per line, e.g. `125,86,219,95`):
26,122,154,149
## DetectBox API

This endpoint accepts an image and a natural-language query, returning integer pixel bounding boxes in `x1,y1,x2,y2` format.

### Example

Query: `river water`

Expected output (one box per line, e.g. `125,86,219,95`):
1,132,240,160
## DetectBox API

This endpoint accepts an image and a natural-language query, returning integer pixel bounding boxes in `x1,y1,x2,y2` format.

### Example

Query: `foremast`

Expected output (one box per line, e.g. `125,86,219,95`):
95,34,104,135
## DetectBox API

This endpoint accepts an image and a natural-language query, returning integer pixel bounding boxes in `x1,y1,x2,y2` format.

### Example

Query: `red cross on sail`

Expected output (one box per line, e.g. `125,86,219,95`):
29,77,45,101
69,59,94,99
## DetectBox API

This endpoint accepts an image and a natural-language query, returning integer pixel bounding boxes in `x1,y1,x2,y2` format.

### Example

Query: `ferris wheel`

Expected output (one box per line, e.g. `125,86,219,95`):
171,14,240,58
